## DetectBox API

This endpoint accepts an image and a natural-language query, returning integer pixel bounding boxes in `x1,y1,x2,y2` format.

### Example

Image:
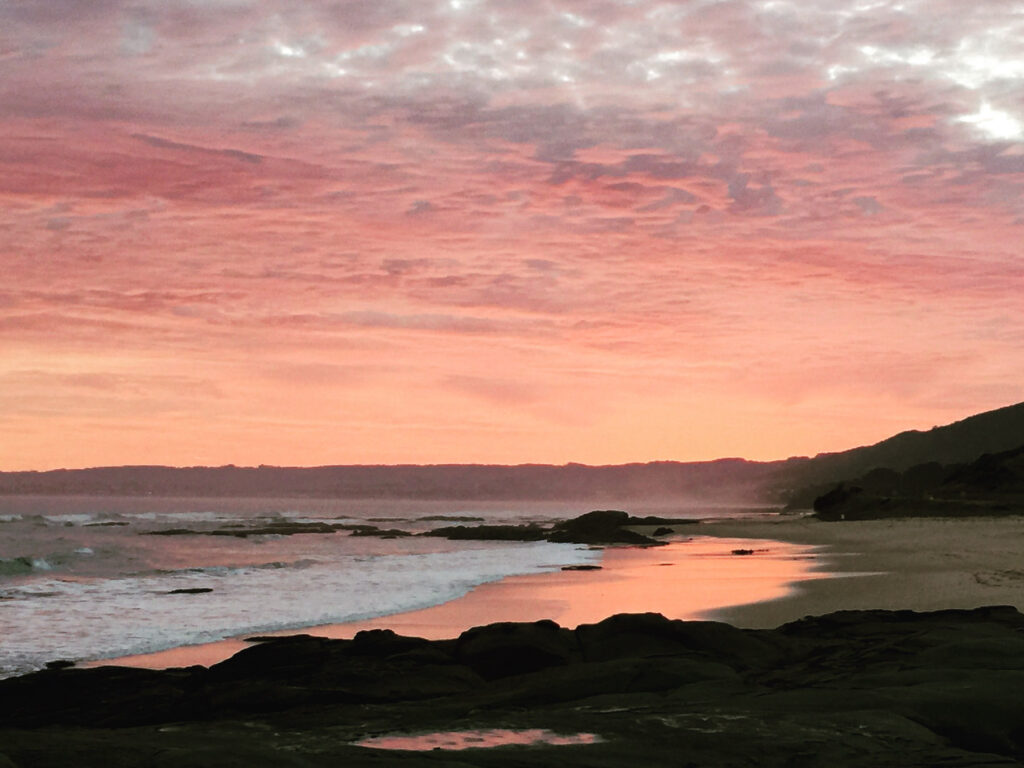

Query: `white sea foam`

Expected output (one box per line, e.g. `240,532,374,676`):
129,510,235,523
42,513,96,525
0,542,598,677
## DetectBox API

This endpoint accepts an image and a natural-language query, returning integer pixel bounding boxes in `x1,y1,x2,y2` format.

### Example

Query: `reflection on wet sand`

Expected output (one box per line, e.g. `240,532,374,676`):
309,536,827,639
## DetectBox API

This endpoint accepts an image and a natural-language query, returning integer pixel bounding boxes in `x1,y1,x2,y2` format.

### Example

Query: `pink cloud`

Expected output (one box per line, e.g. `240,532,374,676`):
1,0,1022,469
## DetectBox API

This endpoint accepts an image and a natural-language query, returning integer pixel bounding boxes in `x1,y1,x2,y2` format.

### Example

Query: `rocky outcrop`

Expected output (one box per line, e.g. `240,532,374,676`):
6,608,1024,766
453,619,575,680
547,509,660,544
143,510,688,543
426,510,670,545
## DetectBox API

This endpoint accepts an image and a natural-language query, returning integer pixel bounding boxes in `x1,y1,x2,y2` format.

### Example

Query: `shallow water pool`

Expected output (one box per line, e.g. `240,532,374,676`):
355,728,604,750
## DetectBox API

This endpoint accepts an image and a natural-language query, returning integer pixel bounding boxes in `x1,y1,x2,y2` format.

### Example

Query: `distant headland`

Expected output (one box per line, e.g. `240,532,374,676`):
2,401,1022,507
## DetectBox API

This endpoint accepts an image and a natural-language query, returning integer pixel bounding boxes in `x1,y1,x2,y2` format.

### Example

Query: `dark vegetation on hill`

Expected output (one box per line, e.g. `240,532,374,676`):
780,400,1024,493
779,400,1024,511
810,444,1024,521
4,607,1024,767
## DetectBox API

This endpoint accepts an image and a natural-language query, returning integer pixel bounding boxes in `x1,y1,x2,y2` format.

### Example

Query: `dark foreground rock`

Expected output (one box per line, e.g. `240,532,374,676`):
4,607,1024,767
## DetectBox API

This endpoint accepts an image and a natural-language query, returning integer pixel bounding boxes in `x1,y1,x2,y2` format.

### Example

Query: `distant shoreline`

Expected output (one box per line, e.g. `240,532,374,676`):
0,459,781,505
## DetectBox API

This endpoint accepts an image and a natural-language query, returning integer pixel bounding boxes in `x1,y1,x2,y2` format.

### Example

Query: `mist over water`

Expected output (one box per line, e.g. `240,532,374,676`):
0,496,776,677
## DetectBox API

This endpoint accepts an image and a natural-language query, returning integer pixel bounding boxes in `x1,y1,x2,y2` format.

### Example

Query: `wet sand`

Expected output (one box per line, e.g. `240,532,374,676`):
94,534,825,669
695,514,1024,627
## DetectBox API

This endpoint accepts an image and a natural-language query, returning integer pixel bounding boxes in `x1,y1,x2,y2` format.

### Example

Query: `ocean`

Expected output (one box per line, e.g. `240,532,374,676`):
0,495,779,678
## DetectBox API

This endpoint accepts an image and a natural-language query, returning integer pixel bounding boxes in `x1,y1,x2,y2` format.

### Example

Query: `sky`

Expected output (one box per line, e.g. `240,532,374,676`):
1,0,1023,470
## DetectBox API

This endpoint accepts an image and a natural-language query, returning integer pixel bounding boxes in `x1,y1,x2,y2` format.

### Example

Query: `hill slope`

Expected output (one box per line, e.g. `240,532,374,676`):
778,400,1024,494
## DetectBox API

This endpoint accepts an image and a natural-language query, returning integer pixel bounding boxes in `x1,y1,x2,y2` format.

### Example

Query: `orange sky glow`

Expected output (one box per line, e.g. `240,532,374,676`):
1,1,1022,470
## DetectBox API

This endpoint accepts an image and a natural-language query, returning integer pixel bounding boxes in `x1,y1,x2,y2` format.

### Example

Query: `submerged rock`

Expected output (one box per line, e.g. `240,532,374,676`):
423,523,548,541
347,527,412,538
147,521,347,537
626,515,701,526
417,515,486,522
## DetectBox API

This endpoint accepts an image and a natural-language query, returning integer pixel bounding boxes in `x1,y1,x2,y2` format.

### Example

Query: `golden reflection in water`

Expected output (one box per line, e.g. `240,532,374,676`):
311,536,822,639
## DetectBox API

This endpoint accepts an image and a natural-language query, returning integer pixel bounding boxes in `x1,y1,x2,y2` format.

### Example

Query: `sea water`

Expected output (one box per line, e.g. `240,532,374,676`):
0,496,773,678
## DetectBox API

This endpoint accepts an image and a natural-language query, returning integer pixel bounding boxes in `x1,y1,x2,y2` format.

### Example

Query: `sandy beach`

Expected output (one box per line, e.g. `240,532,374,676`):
694,514,1024,627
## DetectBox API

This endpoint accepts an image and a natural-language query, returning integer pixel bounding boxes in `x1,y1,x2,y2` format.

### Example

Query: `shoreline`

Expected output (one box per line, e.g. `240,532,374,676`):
85,512,1024,672
18,512,1024,767
90,533,826,670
